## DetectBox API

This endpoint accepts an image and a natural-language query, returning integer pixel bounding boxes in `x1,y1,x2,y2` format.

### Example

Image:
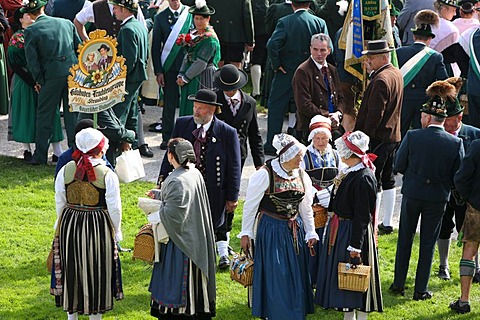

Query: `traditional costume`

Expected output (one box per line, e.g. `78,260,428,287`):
51,128,123,318
315,131,383,319
177,1,220,116
239,133,318,320
148,140,216,319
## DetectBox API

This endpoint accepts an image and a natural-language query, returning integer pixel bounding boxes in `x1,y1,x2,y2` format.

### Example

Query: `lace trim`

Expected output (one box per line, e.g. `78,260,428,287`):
271,159,300,180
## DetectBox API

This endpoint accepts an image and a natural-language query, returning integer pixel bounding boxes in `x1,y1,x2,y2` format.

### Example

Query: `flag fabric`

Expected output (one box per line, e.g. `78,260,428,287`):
339,0,398,81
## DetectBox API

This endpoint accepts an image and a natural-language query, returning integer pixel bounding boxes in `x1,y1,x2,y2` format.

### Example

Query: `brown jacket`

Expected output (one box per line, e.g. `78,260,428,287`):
293,57,345,132
355,63,403,143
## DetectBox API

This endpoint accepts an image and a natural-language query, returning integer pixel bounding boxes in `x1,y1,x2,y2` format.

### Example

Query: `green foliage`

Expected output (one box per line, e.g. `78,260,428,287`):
0,156,479,319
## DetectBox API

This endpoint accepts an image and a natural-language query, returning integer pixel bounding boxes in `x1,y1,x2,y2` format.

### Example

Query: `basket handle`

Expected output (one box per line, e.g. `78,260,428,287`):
240,248,253,260
349,256,362,269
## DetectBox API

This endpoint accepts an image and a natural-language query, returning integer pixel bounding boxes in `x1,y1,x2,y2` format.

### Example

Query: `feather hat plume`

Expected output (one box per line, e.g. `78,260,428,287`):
445,77,463,96
414,10,440,28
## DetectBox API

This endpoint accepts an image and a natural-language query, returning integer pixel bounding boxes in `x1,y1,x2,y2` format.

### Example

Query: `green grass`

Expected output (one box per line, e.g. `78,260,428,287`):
0,155,479,319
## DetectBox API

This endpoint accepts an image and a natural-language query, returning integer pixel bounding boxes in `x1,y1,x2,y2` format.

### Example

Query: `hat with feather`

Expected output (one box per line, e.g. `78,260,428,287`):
444,77,465,117
189,0,215,15
411,10,440,39
421,80,457,117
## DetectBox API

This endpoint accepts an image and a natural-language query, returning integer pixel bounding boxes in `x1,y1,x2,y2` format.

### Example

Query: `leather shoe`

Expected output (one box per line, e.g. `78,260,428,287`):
139,144,154,158
23,150,33,162
413,291,433,301
149,124,162,133
218,255,230,269
389,284,405,296
378,223,393,235
473,271,480,283
149,122,161,128
51,154,59,163
160,141,168,150
449,299,471,314
25,158,41,165
438,266,450,280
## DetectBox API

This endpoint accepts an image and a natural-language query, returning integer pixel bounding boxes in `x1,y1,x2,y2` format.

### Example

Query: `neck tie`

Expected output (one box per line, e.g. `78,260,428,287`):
174,11,179,18
192,125,206,166
321,66,334,113
230,98,240,116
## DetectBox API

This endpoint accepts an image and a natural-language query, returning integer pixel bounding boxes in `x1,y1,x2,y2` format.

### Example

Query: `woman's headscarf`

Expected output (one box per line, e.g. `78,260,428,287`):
72,128,109,181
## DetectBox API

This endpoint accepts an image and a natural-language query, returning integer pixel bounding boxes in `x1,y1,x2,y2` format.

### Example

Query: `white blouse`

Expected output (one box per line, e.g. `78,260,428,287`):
238,159,319,242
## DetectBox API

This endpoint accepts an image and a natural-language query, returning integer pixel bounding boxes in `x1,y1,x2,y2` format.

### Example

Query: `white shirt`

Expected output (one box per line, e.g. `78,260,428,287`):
75,0,147,30
238,158,319,242
311,57,328,71
54,158,123,241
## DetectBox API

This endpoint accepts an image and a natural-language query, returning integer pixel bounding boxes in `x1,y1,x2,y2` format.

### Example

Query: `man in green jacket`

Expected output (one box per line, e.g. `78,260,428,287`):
23,0,81,164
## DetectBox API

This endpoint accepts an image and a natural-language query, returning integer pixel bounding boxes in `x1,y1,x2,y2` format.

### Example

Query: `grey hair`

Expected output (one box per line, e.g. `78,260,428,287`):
432,115,446,123
311,33,331,46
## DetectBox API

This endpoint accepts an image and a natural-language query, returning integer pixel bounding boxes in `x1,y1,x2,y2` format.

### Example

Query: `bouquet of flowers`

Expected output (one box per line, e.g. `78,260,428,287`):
176,33,193,47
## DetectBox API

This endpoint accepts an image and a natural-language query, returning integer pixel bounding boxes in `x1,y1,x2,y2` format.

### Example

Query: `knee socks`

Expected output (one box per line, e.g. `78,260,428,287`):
374,191,383,226
381,188,396,227
89,314,102,320
288,113,296,129
23,143,31,152
51,142,63,157
67,313,78,320
437,238,451,268
460,259,476,277
250,64,262,96
216,241,228,257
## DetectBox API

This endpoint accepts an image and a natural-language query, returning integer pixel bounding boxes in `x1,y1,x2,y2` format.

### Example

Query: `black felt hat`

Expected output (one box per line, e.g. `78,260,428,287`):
188,89,223,107
20,0,47,13
98,44,111,52
188,0,215,15
213,64,249,91
108,0,139,13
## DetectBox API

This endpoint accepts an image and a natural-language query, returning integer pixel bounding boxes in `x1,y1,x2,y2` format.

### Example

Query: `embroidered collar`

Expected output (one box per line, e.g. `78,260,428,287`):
271,158,300,180
342,162,365,174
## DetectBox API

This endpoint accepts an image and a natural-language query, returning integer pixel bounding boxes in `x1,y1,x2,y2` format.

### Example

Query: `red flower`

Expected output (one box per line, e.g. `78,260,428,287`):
184,33,192,43
176,34,184,46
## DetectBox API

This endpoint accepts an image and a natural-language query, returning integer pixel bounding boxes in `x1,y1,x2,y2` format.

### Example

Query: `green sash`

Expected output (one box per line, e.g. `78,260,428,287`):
400,46,436,88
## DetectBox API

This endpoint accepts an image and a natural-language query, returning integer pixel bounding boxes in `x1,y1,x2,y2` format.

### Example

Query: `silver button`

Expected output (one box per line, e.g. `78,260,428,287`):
217,172,221,176
216,156,220,160
217,177,221,181
216,167,220,171
216,161,220,165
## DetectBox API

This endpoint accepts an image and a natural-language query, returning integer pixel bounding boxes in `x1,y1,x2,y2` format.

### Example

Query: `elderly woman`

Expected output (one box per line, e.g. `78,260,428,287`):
240,133,318,320
147,138,216,319
315,131,383,320
51,128,123,320
176,0,220,116
300,115,345,285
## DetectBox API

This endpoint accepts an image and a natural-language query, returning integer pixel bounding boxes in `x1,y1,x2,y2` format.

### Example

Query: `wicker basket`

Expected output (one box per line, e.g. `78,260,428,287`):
132,224,155,264
338,262,371,292
230,252,254,287
312,204,328,228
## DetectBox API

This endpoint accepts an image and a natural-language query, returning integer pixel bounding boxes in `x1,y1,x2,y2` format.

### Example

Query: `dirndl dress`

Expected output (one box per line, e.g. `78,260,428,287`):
50,163,123,315
252,162,315,320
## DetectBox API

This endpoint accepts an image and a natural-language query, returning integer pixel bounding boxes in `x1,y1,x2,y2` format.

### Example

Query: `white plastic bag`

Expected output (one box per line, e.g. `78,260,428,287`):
116,149,145,183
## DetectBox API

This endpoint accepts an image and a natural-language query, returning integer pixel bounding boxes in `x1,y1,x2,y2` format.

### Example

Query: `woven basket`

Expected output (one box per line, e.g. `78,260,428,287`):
230,253,254,287
133,224,155,264
312,204,328,228
338,262,371,292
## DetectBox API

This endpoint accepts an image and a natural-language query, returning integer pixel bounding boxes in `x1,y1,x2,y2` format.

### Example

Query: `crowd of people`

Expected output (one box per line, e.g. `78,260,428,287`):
3,0,480,319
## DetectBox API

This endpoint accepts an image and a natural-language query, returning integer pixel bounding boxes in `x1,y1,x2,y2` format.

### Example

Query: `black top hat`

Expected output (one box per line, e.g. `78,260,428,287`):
437,0,460,8
188,89,223,107
420,96,448,117
20,0,47,13
361,40,394,55
108,0,139,13
98,44,111,52
213,64,249,91
188,0,215,16
412,23,436,38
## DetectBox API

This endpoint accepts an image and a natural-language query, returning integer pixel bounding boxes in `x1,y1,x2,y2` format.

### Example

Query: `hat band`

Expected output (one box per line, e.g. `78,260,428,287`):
342,132,365,156
278,141,296,157
220,75,241,86
309,122,331,132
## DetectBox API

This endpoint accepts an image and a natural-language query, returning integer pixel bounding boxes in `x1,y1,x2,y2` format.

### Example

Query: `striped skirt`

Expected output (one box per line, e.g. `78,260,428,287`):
50,206,123,315
149,241,215,319
315,219,383,312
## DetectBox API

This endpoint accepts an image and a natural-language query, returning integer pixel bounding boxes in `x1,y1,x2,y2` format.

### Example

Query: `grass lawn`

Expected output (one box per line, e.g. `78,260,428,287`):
0,155,479,319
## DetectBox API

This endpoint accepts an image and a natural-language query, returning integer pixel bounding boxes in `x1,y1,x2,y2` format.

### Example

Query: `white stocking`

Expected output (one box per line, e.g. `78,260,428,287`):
67,313,78,320
381,188,396,227
250,64,262,96
344,310,356,320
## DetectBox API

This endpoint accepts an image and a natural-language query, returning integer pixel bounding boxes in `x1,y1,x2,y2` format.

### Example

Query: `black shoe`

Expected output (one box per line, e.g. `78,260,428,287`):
378,223,393,235
149,122,161,128
287,127,296,135
149,124,162,133
413,291,433,301
160,141,168,150
251,93,261,100
450,299,471,314
25,158,41,165
139,144,154,158
389,284,405,296
23,150,33,162
438,266,451,280
218,255,230,269
51,154,59,163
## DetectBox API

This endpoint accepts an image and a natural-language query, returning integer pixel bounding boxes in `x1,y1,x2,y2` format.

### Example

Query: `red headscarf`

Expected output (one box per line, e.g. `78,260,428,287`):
71,137,106,182
342,132,377,172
